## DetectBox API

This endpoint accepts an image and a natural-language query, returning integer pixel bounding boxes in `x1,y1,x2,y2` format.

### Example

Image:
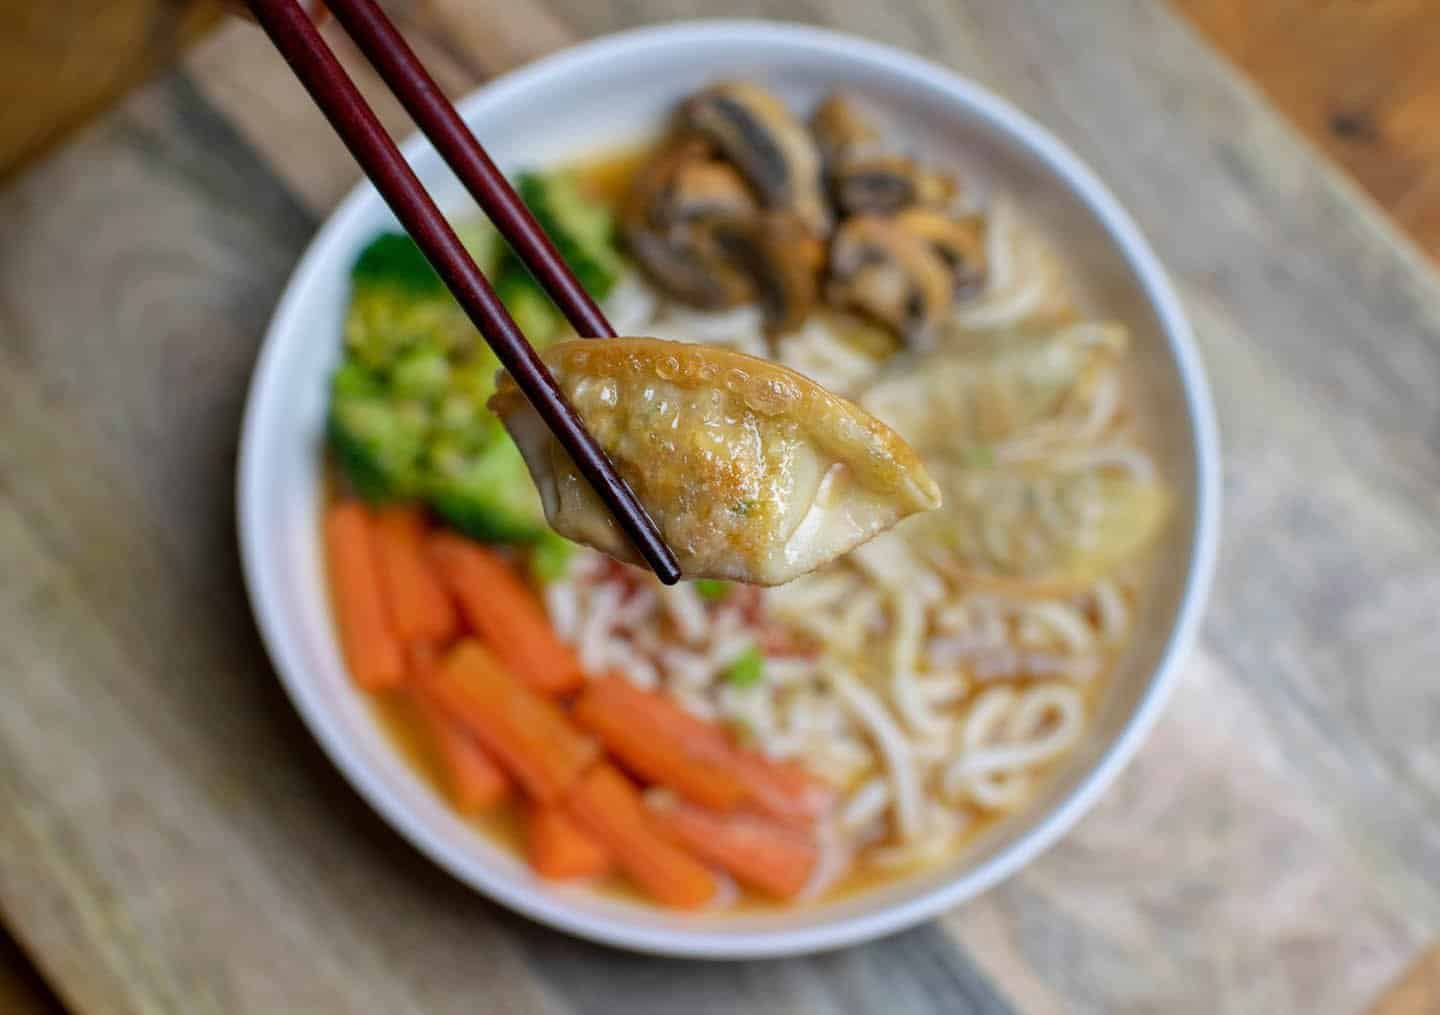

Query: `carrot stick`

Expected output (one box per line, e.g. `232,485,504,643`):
650,799,818,900
405,643,510,811
373,505,459,643
425,640,597,802
572,677,748,811
428,532,585,695
414,693,511,812
325,500,405,690
406,639,443,683
727,752,836,826
565,765,716,909
527,804,612,879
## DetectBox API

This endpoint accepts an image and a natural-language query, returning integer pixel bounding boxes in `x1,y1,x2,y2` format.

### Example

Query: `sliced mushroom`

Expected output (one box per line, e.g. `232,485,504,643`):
680,81,830,235
811,93,881,166
895,208,987,297
712,212,823,336
832,155,956,217
811,92,959,216
621,138,758,308
827,215,954,346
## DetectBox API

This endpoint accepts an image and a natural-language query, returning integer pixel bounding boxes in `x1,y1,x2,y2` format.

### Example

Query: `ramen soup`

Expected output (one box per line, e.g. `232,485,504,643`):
321,81,1169,910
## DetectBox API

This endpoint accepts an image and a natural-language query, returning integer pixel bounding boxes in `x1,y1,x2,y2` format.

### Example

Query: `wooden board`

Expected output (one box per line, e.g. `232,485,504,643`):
1371,943,1440,1015
0,0,222,180
2,1,1439,1011
1176,0,1440,263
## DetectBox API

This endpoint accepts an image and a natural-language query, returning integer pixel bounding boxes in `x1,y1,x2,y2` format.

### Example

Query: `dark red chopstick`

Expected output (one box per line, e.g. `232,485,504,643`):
323,0,615,339
245,0,680,584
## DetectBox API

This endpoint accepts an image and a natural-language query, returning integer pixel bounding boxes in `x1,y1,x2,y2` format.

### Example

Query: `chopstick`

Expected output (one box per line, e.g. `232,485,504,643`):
323,0,615,340
245,0,681,585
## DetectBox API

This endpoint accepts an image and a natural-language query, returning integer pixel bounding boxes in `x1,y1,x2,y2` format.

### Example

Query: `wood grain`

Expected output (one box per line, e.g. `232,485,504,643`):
1371,944,1440,1015
1176,0,1440,262
1,1,1439,1011
0,0,222,180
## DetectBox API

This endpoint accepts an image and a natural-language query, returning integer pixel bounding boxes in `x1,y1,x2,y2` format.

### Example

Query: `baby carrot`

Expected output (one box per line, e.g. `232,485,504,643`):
425,640,597,802
565,765,716,910
527,804,612,880
408,642,510,811
572,677,748,811
573,675,834,822
325,500,405,690
428,533,585,696
650,799,817,900
414,692,511,812
373,504,459,643
727,752,837,826
406,639,443,683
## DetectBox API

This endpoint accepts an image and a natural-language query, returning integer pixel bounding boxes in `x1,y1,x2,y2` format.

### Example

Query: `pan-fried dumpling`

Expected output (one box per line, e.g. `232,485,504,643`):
489,337,941,585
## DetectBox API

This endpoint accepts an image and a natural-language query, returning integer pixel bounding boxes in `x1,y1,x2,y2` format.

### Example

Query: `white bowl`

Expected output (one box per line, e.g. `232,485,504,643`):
238,19,1220,959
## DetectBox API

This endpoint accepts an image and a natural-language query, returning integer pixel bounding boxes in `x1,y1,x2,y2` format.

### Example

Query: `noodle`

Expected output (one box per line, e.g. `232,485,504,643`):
1093,579,1129,643
797,821,854,902
830,666,924,842
840,777,891,832
889,590,951,739
577,583,622,675
944,684,1085,807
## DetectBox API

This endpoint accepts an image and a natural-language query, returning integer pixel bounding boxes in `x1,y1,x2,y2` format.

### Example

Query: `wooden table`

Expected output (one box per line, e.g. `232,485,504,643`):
4,1,1440,1010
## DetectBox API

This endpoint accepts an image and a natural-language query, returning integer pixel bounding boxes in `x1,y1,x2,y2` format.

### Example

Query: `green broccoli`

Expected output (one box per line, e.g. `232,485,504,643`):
350,232,446,295
344,232,481,371
389,347,451,403
471,172,624,351
327,362,430,502
494,268,562,346
426,433,547,543
329,176,619,537
517,171,621,302
529,530,578,584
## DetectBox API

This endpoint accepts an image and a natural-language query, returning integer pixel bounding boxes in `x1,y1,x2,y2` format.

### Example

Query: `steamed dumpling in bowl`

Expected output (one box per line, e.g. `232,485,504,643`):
903,464,1169,594
859,322,1129,458
860,322,1169,591
489,337,941,585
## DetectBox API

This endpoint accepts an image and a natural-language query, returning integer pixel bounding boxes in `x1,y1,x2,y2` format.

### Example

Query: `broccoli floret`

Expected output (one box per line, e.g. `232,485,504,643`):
455,219,501,270
390,347,451,402
517,172,621,301
427,434,547,543
331,359,384,399
494,268,562,345
327,369,430,502
329,203,609,533
529,530,578,583
345,232,482,371
469,171,620,348
449,349,502,402
351,232,446,295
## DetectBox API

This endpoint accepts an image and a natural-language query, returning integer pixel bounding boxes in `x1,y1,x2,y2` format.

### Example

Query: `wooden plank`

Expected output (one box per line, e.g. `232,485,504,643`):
0,0,1438,1011
0,0,222,179
1176,0,1440,262
1371,944,1440,1014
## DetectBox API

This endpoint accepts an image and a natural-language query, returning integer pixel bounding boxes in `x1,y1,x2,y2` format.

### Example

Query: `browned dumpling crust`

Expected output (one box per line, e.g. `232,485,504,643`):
490,338,941,585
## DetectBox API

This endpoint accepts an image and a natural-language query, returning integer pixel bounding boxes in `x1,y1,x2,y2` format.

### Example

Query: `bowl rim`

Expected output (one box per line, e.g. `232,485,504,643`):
238,17,1221,959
